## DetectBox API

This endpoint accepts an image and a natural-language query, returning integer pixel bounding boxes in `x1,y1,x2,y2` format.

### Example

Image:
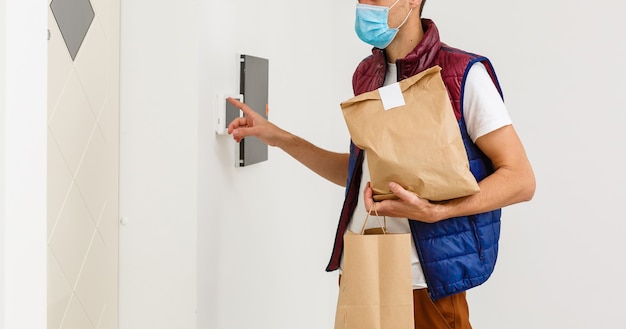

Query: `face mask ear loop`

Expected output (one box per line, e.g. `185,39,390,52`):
395,7,413,29
389,0,402,9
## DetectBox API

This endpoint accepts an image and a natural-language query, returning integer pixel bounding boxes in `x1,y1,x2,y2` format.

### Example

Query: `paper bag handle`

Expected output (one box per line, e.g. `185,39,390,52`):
361,203,388,235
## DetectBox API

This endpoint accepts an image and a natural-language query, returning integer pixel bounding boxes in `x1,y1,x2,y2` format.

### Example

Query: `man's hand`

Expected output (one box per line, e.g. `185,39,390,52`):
362,125,536,223
227,97,282,146
226,97,350,186
363,182,443,223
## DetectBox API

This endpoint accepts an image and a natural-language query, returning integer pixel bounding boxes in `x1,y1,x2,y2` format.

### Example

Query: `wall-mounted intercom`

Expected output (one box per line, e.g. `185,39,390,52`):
215,54,269,167
215,93,243,135
236,54,269,167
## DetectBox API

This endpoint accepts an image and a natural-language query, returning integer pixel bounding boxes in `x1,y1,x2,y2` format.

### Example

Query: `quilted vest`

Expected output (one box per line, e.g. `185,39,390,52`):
326,19,505,301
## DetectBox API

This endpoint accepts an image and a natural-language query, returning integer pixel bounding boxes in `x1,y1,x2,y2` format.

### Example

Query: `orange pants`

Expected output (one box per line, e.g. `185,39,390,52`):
338,275,472,329
413,289,472,329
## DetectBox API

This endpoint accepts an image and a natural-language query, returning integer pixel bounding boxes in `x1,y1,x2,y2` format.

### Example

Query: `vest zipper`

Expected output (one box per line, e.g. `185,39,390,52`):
469,215,484,261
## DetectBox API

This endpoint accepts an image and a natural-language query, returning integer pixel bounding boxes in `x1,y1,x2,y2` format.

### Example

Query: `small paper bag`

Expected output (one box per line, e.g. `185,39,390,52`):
334,214,414,329
341,65,479,201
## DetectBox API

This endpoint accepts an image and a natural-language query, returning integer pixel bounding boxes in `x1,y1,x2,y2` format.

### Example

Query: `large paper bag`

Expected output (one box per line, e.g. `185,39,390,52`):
341,65,479,201
334,216,413,329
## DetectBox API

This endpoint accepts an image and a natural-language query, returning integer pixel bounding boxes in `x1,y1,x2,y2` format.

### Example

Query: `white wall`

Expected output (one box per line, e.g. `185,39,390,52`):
425,1,626,328
0,1,5,323
120,0,626,329
119,1,199,328
119,0,366,327
197,1,366,328
0,0,47,328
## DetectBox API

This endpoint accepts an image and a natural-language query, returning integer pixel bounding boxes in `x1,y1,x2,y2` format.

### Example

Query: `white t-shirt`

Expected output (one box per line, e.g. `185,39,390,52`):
342,62,512,289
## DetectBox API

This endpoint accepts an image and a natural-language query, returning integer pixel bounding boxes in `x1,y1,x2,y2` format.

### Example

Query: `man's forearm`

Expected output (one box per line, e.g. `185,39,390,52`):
277,133,350,187
435,163,536,221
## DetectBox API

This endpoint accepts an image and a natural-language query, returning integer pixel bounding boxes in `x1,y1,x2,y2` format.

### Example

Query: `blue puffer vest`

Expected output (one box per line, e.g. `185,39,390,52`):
326,19,504,301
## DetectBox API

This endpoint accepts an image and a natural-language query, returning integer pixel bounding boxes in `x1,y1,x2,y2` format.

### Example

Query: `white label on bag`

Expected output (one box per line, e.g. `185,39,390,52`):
379,82,405,111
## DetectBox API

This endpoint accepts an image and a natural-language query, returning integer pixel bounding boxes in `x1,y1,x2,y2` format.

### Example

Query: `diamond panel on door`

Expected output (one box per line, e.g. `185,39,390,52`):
50,0,95,60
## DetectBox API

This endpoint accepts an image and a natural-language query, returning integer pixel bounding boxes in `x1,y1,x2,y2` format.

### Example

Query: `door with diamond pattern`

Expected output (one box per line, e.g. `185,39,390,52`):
47,0,120,328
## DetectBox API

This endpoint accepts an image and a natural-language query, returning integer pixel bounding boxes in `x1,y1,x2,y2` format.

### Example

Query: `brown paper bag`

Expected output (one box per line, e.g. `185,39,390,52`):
341,65,479,201
334,213,414,329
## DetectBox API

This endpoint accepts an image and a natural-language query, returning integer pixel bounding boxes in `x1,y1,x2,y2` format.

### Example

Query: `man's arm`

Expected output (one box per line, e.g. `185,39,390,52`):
364,124,536,222
227,97,349,186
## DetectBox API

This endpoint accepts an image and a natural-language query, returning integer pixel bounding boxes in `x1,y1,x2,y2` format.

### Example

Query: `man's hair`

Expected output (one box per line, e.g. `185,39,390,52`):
420,0,426,16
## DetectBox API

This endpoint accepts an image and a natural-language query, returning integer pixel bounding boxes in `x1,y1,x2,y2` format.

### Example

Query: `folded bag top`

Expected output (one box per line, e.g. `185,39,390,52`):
341,65,479,201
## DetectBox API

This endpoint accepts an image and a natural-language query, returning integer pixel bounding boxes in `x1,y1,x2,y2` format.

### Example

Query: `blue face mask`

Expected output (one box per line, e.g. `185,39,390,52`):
355,0,413,49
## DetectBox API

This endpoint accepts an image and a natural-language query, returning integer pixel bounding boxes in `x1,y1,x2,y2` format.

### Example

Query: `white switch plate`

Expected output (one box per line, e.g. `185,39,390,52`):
215,94,243,135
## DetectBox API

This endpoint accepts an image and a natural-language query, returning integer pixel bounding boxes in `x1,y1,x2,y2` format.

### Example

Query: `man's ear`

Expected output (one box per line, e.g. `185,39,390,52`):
408,0,422,9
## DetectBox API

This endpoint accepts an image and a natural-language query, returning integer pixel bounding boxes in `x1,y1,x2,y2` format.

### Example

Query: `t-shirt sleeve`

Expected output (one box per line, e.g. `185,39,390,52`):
463,62,513,143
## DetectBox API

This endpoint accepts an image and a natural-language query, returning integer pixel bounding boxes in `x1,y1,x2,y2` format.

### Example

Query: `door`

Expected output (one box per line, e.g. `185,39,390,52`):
47,0,120,327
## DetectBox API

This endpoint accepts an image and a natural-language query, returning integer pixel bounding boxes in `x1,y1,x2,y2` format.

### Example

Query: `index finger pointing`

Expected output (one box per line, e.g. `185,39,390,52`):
227,97,254,117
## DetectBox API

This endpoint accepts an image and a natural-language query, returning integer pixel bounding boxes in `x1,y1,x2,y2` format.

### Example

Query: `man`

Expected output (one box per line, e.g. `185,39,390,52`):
227,0,535,328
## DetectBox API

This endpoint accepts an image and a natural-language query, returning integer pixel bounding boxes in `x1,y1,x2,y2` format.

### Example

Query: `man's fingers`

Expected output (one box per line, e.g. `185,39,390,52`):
227,97,255,117
364,182,375,211
226,97,243,108
389,182,418,202
364,182,373,199
232,127,248,140
228,116,247,134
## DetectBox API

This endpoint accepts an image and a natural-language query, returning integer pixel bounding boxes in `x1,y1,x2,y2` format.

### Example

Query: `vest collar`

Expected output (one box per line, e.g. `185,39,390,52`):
370,19,442,81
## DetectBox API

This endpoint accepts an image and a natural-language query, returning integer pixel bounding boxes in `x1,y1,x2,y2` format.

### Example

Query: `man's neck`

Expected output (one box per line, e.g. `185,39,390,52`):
384,18,424,63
